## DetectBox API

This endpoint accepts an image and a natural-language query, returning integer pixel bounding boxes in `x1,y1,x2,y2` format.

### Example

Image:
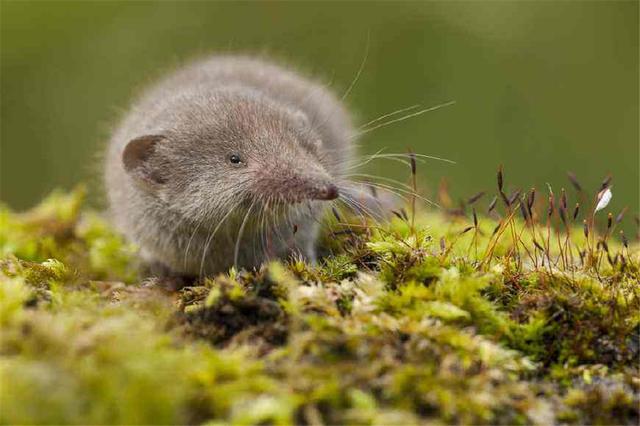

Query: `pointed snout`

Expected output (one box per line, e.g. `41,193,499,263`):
253,160,339,203
312,183,339,201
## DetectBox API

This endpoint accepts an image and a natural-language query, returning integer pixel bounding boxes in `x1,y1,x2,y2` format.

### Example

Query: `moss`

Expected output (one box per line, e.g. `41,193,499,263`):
558,374,639,425
178,273,289,350
1,187,639,424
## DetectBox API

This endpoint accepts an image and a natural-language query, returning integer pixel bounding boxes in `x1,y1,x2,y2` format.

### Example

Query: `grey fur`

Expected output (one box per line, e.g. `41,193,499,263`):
105,55,354,277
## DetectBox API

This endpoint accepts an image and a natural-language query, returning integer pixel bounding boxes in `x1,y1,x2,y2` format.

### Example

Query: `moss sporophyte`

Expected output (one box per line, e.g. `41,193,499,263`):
0,177,638,424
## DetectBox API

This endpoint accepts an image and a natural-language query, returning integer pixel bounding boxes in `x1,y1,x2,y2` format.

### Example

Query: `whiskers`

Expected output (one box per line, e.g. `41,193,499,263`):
351,100,456,140
240,194,319,272
189,148,448,278
233,199,257,271
197,200,242,278
324,145,459,231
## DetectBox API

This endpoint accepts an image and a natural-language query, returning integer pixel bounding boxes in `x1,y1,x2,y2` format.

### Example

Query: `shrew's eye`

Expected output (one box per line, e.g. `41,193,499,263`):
228,154,243,165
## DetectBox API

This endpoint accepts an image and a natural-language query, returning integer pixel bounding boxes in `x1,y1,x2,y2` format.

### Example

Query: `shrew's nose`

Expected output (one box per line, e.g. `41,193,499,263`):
315,183,339,200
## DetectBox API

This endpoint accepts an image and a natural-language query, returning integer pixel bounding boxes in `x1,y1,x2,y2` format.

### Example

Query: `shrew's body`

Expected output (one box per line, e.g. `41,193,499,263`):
105,55,354,277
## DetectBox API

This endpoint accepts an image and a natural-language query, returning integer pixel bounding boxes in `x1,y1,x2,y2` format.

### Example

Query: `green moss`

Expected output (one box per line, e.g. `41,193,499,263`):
1,188,638,424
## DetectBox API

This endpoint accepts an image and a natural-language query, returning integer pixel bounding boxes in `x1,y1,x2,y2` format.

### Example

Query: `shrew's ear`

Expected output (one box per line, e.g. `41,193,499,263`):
122,135,167,185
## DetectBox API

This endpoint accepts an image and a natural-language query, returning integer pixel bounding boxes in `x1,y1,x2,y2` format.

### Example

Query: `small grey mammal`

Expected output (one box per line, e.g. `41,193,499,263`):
105,55,357,277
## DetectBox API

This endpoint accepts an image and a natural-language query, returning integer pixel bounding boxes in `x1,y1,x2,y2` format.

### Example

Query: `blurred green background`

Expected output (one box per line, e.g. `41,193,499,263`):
2,1,638,229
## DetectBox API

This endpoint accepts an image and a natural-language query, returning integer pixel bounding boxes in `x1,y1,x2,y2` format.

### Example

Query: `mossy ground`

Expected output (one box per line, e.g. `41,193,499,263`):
1,185,638,425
